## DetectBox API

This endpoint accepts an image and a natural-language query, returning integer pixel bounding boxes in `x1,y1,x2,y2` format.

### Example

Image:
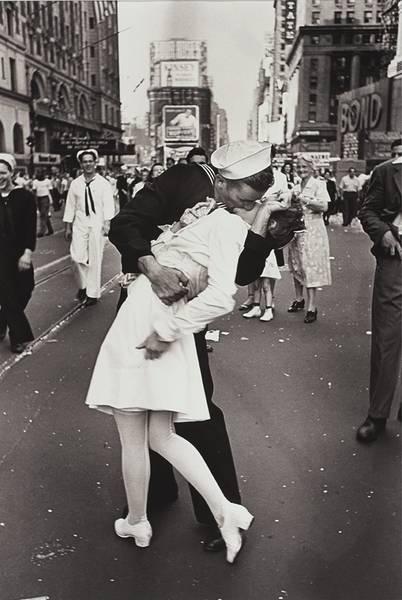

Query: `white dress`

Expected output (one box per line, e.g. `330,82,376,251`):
85,209,249,422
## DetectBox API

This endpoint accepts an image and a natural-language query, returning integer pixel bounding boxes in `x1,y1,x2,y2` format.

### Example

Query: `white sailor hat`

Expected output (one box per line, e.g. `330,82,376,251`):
0,153,16,171
211,141,272,180
76,148,99,163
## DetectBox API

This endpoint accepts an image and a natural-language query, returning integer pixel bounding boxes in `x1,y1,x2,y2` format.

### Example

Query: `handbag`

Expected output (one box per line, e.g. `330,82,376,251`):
266,201,305,249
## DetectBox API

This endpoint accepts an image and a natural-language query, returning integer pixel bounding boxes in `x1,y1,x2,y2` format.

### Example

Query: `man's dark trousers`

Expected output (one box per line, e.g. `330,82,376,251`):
369,251,402,419
342,191,359,226
117,288,241,525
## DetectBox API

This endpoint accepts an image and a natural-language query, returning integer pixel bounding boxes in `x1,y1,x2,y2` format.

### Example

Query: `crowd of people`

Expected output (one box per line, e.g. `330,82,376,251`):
0,137,400,564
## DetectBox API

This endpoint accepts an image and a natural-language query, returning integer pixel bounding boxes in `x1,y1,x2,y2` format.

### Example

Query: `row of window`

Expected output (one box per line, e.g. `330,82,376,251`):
311,10,382,24
310,31,383,45
1,56,17,92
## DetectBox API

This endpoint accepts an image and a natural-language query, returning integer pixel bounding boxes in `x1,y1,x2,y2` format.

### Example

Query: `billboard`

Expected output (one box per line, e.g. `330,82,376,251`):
163,105,199,142
160,61,199,87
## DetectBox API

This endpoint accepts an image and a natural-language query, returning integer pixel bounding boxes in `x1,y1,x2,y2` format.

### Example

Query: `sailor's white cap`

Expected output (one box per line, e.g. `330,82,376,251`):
76,148,99,163
211,141,272,180
0,153,16,171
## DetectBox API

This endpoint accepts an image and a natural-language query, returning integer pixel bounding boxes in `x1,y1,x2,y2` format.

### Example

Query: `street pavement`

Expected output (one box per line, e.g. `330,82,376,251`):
0,217,400,600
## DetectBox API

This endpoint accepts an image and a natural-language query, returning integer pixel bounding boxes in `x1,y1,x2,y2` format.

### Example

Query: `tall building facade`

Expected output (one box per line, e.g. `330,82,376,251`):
148,38,216,162
285,0,387,154
272,0,298,122
0,1,121,171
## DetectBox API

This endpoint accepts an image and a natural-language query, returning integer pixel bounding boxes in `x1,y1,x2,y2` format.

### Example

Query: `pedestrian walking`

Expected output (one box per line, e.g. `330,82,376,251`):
241,160,290,319
109,141,283,552
356,139,402,443
287,154,332,323
131,167,149,198
0,153,36,354
340,167,361,226
87,142,280,562
323,169,338,226
32,169,53,237
63,149,115,306
49,167,62,212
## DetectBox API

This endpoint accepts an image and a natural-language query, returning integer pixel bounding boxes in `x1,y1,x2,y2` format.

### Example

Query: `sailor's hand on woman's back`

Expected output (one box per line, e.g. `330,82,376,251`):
138,255,189,305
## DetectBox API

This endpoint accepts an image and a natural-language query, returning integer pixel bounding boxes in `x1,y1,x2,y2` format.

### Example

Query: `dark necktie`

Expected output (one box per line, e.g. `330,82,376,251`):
85,179,96,217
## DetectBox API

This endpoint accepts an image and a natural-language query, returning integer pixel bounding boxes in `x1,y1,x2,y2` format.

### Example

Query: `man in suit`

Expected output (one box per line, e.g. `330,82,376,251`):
109,141,280,551
357,139,402,443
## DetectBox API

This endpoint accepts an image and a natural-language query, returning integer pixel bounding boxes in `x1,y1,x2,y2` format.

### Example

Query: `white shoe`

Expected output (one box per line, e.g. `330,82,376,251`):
219,503,254,564
242,306,262,319
114,518,152,547
260,308,274,322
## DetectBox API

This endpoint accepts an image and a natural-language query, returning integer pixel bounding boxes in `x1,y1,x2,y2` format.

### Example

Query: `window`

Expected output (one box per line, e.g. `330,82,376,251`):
346,11,355,23
309,93,317,105
13,123,24,154
335,0,342,5
308,110,317,122
312,0,320,6
376,12,382,23
6,8,13,36
15,7,19,33
312,11,320,24
365,0,373,5
90,46,95,58
1,57,5,79
364,10,373,22
91,74,96,86
89,17,94,29
9,58,16,91
0,4,3,24
347,0,355,4
36,37,41,55
20,1,26,16
310,58,319,73
334,11,342,23
311,35,320,45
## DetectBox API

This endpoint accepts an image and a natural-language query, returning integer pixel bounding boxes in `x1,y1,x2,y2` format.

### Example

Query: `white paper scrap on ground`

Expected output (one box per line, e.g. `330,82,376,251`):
205,329,220,342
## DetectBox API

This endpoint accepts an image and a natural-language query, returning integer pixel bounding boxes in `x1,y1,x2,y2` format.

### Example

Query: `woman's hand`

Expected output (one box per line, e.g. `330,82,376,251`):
136,331,171,360
18,250,32,271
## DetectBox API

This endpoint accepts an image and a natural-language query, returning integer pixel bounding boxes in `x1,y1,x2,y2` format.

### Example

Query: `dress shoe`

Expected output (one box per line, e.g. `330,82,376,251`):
304,309,317,324
10,342,29,354
203,527,226,553
356,416,386,443
114,517,152,548
260,307,273,322
242,305,262,319
37,233,44,238
288,299,305,312
76,288,87,302
219,503,254,564
84,297,98,307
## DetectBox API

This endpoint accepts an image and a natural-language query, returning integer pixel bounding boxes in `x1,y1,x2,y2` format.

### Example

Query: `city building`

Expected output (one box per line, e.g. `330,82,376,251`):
0,1,121,173
285,0,388,155
335,0,402,167
272,0,298,123
148,38,218,163
210,101,229,150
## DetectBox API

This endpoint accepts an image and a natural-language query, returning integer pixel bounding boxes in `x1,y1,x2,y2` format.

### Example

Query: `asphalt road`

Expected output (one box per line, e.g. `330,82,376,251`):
0,218,400,600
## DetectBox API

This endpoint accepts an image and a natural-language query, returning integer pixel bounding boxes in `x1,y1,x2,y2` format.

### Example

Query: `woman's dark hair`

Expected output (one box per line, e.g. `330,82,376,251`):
147,162,163,182
36,169,45,180
229,166,274,193
187,146,208,163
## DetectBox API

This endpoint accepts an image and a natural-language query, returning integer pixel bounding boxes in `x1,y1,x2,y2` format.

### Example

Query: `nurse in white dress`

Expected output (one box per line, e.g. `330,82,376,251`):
63,149,115,305
85,141,277,563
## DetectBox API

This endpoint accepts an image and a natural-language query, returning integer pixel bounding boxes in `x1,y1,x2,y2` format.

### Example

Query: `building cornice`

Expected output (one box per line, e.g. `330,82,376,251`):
0,33,25,52
0,86,30,106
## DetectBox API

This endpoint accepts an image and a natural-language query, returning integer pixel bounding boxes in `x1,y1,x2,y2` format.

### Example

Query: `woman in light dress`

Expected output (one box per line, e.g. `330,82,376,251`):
287,155,332,323
85,159,278,563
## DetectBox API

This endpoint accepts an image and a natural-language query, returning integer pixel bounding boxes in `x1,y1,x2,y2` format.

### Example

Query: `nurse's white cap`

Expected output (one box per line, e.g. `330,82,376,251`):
76,148,99,162
211,141,272,180
0,153,16,171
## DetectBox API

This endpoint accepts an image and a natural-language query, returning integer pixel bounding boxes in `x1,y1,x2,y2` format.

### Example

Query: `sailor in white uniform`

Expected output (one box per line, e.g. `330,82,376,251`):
63,149,115,306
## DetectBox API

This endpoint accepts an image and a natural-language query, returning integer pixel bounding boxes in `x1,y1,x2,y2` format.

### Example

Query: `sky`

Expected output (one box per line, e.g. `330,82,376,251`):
117,0,274,140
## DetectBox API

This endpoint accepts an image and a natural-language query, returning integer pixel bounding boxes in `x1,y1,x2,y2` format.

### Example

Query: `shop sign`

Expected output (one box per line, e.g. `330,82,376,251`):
160,61,199,87
54,137,119,154
33,153,61,165
338,79,390,135
163,105,199,142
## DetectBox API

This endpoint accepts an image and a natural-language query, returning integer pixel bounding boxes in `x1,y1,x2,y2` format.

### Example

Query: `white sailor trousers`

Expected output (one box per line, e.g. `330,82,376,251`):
70,223,106,298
